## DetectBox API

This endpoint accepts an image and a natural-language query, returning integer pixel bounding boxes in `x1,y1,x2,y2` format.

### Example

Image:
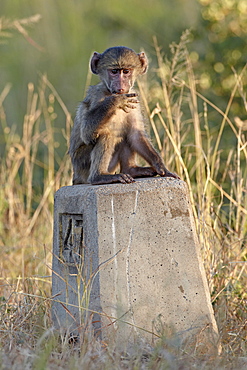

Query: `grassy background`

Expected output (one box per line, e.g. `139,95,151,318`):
0,1,246,368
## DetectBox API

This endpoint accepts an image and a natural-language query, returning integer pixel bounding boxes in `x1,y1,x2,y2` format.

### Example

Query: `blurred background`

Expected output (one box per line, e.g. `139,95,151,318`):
1,0,246,127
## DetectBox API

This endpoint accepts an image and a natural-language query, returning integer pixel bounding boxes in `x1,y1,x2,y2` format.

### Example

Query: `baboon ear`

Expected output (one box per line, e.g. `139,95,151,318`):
90,52,101,74
138,52,148,74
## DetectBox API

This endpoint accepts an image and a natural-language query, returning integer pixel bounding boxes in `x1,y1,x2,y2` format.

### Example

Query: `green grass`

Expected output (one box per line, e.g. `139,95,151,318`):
0,33,246,368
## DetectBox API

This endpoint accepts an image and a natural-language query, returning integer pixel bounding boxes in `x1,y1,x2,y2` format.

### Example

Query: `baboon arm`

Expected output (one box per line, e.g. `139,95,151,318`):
129,130,180,179
129,131,164,171
78,85,139,145
90,173,135,185
124,166,157,178
79,99,116,145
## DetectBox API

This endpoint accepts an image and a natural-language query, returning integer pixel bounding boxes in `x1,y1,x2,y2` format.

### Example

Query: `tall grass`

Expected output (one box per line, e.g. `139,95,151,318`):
0,33,246,368
144,34,247,360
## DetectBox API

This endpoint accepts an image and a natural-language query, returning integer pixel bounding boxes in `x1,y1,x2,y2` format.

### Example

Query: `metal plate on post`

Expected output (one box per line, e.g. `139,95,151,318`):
59,214,84,266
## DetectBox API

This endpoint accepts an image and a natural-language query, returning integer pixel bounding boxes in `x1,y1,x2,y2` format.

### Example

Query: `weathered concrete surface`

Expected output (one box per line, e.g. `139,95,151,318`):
52,177,219,352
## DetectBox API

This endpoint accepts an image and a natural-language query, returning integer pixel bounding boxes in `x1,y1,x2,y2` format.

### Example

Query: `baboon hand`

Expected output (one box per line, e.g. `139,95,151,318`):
152,163,180,179
118,173,135,183
163,170,180,179
114,93,139,113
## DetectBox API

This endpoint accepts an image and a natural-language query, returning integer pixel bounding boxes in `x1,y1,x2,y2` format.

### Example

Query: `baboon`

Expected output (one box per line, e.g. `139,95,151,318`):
69,46,179,185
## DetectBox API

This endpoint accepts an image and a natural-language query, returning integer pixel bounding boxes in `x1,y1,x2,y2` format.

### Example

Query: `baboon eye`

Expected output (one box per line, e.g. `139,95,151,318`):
123,69,130,74
111,69,118,74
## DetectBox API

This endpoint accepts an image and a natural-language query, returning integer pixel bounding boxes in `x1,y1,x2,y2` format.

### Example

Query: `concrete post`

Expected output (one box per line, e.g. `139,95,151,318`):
52,178,219,352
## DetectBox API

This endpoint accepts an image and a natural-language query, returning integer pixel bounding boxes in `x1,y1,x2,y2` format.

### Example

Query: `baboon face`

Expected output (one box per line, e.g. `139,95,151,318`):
104,68,134,94
90,46,148,94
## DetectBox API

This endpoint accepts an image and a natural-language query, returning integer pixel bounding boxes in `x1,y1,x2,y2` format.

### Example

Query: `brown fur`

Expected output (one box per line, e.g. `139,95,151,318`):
69,46,179,185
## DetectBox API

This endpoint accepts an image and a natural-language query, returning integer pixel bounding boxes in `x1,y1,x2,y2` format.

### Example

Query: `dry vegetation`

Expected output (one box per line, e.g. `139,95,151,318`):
0,34,246,369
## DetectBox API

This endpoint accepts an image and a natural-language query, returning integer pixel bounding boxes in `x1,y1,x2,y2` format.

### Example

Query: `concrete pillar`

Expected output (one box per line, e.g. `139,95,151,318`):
52,178,219,352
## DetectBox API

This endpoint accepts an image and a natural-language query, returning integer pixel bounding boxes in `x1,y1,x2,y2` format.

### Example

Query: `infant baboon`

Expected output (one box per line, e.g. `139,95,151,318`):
69,46,179,185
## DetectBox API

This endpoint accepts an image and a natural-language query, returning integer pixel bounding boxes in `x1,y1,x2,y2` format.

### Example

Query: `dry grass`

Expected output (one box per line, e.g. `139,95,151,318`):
0,34,246,368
